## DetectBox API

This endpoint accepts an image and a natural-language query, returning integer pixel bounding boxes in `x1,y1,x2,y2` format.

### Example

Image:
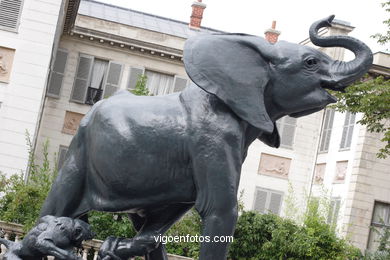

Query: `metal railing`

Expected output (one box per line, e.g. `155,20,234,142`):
0,220,193,260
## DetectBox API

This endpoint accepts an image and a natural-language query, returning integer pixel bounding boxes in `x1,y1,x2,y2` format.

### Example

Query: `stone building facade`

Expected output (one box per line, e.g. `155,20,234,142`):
34,0,221,168
0,0,72,175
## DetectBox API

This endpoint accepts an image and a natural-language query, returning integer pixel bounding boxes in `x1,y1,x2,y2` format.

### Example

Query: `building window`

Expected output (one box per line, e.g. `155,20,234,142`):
145,70,174,95
276,116,296,148
340,111,356,150
0,0,23,32
70,54,123,104
367,202,390,251
47,49,68,98
57,145,68,170
253,187,283,215
319,109,335,152
327,198,341,226
127,67,188,95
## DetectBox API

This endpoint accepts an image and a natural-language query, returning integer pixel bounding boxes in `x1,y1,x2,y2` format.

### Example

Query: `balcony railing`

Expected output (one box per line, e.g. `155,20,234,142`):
0,220,193,260
85,87,103,105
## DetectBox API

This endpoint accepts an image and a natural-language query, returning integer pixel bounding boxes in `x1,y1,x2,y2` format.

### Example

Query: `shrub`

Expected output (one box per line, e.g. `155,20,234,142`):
165,209,202,259
130,75,150,96
229,210,360,260
89,212,136,240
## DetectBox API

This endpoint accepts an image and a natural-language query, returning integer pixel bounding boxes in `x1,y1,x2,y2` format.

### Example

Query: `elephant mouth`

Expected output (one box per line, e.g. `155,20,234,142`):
289,88,337,118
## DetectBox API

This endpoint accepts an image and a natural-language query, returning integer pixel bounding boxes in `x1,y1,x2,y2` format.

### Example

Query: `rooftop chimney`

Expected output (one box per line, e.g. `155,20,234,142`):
189,0,206,30
264,21,281,44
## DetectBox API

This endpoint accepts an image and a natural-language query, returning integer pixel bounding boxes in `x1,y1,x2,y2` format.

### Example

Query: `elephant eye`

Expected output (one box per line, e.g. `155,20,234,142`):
305,58,318,67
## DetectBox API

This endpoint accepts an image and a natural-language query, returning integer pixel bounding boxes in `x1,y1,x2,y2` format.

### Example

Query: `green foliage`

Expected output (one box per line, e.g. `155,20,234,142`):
229,210,360,260
283,183,300,222
0,134,137,240
371,1,390,46
89,212,136,240
0,135,57,232
331,2,390,158
165,209,202,259
130,75,150,96
363,221,390,259
377,224,390,252
229,189,359,260
332,76,390,158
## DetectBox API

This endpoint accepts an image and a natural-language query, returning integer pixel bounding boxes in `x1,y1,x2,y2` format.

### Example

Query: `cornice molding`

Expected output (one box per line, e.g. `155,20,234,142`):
69,26,184,63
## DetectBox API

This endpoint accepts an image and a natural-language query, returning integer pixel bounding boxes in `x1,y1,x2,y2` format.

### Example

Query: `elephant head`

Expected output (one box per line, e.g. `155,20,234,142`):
183,15,373,148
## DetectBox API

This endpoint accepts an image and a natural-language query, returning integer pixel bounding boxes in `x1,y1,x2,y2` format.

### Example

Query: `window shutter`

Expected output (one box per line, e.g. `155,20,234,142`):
319,109,335,152
103,61,123,98
47,49,68,98
57,146,68,170
253,189,267,213
327,199,341,225
127,67,144,90
268,192,282,215
253,188,284,215
0,0,23,32
281,124,295,147
346,113,355,148
340,112,355,149
173,76,188,92
277,116,296,148
70,54,94,103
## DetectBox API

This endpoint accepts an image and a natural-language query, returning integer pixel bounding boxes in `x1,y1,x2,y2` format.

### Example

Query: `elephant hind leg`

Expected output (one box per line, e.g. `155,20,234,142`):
40,135,90,219
99,203,194,260
39,161,90,219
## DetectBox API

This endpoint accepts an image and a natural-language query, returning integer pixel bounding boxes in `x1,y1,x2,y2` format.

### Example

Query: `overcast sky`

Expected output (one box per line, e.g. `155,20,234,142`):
95,0,388,54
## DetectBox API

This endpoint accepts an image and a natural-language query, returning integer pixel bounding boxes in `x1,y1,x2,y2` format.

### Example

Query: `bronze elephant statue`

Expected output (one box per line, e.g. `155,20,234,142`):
40,15,372,260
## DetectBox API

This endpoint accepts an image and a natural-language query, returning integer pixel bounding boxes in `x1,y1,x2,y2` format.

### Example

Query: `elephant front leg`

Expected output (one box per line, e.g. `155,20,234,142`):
198,203,238,260
191,145,242,260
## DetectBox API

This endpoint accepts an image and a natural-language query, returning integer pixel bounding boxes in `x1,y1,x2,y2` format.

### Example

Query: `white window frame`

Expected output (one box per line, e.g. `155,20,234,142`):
127,67,188,95
57,145,69,171
0,0,24,33
340,111,356,150
367,201,390,251
327,198,341,226
276,116,297,149
319,109,335,153
47,48,69,98
252,187,283,215
71,54,124,104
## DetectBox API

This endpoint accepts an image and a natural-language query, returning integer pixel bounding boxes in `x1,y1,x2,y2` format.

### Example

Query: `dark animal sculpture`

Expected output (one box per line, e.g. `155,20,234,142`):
38,15,372,260
0,216,93,260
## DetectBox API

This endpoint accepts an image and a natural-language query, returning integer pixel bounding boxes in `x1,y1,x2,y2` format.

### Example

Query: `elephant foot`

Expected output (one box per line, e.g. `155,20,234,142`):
98,236,158,260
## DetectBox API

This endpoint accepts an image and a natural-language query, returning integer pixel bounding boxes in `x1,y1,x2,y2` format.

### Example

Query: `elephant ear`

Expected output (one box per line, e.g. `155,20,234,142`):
257,123,280,148
183,33,280,135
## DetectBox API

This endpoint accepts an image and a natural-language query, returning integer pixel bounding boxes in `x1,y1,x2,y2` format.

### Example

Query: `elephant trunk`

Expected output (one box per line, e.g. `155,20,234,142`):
309,15,373,90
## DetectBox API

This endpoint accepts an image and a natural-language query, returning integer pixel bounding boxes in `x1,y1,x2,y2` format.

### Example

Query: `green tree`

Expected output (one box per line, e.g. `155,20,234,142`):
332,76,390,159
130,74,150,96
371,1,390,46
165,209,202,259
332,1,390,159
89,212,136,240
229,210,360,260
0,136,57,231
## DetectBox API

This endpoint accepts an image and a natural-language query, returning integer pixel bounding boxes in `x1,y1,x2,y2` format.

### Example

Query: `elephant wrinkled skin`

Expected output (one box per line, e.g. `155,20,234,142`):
39,15,373,260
